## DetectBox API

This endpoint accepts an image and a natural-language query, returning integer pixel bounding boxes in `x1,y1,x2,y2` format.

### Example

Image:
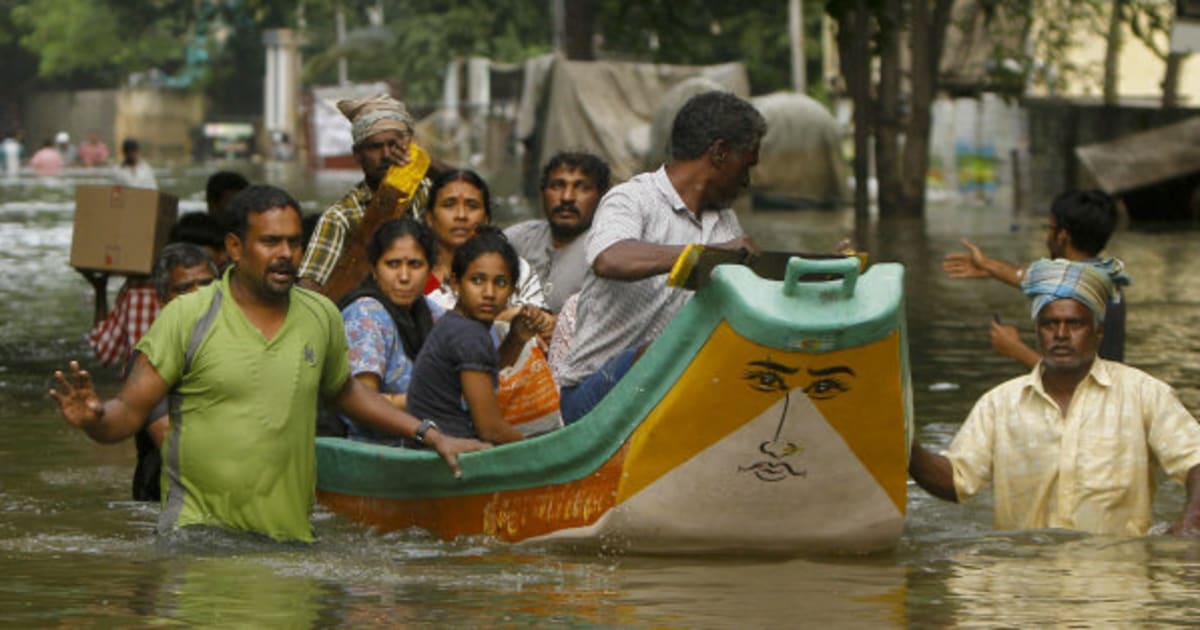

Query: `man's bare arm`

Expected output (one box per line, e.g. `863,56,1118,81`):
49,355,169,444
592,240,687,281
942,238,1024,287
77,269,109,324
1169,464,1200,536
990,321,1041,369
909,442,959,502
592,235,760,282
332,377,489,477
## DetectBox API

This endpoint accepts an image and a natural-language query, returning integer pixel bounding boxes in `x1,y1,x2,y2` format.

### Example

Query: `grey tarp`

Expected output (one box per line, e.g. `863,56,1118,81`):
646,88,847,206
748,92,846,206
643,76,732,169
516,55,750,189
1075,116,1200,194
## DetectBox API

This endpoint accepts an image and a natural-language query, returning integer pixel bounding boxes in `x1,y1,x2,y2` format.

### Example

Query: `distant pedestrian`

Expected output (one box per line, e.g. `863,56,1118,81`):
29,139,64,177
55,131,77,165
78,131,110,167
1,133,21,176
114,138,157,190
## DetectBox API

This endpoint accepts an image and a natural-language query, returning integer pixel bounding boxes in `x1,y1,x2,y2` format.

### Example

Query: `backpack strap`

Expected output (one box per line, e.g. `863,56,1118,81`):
157,286,224,534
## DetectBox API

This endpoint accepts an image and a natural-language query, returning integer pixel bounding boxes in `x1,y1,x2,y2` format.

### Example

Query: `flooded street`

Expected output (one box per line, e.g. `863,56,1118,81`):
3,164,1200,626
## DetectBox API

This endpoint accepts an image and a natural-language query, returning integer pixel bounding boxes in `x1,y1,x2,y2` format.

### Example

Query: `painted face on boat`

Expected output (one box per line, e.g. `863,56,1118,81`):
616,323,909,518
737,358,856,482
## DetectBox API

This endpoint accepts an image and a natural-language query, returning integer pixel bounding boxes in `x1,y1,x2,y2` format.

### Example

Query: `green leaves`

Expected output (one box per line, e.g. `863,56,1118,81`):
12,0,190,80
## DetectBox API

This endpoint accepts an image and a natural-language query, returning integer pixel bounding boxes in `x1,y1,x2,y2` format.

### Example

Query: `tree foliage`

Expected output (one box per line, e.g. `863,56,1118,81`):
4,0,826,106
11,0,191,85
596,0,825,96
301,0,553,105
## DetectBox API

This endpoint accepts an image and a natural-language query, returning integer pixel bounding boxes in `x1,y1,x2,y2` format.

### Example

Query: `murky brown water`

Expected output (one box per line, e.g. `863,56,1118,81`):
3,164,1200,626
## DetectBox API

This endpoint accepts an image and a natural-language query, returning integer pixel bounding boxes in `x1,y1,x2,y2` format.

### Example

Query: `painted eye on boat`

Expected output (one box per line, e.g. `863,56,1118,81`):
803,378,848,399
743,369,788,392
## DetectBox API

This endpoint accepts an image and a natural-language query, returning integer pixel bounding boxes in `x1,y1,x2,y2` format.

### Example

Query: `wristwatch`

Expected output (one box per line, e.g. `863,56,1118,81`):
414,419,438,446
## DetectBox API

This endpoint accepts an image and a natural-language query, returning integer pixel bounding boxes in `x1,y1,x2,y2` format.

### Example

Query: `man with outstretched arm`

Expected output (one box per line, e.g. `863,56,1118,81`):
556,91,765,424
910,259,1200,536
51,184,486,543
943,189,1130,366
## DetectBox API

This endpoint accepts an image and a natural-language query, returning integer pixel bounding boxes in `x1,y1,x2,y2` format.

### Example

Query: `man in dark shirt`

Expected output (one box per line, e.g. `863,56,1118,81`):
942,189,1130,367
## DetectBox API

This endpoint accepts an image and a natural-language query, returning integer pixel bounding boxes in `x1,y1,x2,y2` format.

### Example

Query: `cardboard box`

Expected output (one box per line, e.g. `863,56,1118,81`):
70,185,179,275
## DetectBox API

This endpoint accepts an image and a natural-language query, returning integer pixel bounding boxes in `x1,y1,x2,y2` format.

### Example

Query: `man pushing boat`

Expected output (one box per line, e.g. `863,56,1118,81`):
50,184,486,543
909,258,1200,537
557,91,765,423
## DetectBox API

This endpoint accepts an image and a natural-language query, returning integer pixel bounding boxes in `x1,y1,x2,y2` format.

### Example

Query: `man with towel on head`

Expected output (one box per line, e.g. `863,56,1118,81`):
909,259,1200,537
943,189,1131,367
299,94,433,293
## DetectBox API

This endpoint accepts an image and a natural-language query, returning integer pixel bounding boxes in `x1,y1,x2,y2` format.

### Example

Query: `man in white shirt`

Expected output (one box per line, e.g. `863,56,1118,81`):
909,259,1200,536
114,138,157,190
558,91,764,423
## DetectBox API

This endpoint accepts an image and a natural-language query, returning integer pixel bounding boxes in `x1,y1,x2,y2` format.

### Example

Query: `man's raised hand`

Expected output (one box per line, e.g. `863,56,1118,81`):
942,238,992,279
49,360,103,429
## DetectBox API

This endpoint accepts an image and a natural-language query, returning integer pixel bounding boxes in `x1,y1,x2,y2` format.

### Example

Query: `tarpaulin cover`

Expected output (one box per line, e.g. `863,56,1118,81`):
516,55,750,186
646,86,846,205
1076,116,1200,194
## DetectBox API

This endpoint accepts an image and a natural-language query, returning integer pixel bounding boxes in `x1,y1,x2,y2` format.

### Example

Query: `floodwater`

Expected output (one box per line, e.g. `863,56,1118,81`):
3,163,1200,627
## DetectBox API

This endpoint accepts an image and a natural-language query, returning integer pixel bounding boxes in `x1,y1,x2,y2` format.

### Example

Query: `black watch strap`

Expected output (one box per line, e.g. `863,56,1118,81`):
414,419,438,446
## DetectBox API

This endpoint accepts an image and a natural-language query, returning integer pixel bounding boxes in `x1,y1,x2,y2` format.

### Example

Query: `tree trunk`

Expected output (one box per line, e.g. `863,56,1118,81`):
836,1,873,222
893,0,953,216
1163,52,1186,108
1103,0,1124,106
561,0,596,60
874,0,903,214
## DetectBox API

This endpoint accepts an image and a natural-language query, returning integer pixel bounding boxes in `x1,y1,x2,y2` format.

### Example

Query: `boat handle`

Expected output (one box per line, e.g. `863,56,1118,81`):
783,256,860,297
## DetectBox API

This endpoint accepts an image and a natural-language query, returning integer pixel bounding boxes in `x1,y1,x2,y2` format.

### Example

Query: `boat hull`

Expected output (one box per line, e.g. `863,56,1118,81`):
317,259,911,554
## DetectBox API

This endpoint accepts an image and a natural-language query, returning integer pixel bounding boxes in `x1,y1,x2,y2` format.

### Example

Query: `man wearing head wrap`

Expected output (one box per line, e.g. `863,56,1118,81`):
942,189,1130,367
298,94,432,292
909,259,1200,537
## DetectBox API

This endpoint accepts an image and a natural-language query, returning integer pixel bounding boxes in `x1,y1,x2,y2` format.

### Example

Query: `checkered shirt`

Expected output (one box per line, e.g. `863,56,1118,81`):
299,178,430,287
87,279,161,367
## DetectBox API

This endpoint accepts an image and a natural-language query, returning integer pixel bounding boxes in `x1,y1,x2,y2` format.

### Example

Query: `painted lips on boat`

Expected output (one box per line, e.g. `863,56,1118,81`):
738,459,808,482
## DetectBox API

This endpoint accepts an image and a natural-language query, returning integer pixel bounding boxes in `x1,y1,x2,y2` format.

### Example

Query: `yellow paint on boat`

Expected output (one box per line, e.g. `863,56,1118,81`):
617,322,907,512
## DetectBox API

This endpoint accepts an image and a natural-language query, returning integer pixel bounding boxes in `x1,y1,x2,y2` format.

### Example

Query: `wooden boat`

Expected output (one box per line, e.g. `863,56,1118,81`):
316,255,912,554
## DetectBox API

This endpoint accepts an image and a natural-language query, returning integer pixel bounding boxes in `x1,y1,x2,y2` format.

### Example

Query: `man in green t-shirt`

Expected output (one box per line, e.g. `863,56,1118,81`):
51,184,486,542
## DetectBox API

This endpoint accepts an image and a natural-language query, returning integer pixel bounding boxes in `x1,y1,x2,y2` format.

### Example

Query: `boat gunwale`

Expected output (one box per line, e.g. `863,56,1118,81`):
316,259,907,501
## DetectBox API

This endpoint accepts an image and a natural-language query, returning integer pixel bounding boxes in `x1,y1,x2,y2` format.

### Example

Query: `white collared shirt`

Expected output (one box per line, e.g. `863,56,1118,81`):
557,166,743,387
946,359,1200,535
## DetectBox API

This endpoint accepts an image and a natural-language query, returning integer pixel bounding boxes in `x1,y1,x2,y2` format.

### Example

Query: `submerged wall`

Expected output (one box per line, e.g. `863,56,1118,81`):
22,88,204,165
22,90,118,153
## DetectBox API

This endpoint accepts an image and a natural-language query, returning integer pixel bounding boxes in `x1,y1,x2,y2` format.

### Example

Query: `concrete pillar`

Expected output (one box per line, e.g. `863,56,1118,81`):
262,28,301,160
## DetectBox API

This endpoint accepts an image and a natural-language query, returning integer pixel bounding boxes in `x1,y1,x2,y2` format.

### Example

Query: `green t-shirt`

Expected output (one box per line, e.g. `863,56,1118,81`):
136,271,350,542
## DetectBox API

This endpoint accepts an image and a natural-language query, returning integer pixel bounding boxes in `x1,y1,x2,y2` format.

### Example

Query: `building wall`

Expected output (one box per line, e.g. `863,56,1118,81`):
22,90,118,152
114,88,205,164
1028,6,1200,105
22,88,204,164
